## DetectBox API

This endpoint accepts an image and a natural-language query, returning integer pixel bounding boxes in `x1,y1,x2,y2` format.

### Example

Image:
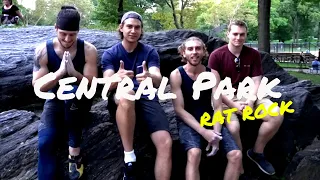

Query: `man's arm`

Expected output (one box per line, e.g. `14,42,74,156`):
148,66,162,88
83,42,98,83
170,69,207,135
103,69,118,91
32,43,65,91
211,69,222,133
246,50,263,106
246,75,262,106
147,48,162,88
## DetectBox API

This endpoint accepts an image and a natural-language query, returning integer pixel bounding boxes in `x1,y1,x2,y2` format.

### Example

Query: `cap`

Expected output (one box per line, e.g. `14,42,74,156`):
121,11,143,26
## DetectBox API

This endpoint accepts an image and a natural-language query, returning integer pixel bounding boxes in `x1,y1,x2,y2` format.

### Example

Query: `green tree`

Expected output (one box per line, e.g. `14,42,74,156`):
278,0,320,42
26,0,93,26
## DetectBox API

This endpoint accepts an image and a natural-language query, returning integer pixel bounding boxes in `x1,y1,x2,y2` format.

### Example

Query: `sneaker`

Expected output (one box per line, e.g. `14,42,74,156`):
247,149,275,175
69,155,84,180
123,162,136,180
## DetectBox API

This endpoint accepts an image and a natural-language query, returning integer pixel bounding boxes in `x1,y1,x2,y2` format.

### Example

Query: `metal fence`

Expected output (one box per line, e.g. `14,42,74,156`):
245,42,320,54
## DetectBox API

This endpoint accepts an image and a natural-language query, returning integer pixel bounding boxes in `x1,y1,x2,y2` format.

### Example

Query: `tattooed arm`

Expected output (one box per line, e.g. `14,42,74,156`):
32,43,66,92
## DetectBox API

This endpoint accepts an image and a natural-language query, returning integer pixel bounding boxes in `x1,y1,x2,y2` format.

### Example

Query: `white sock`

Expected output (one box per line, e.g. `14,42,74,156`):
124,150,136,163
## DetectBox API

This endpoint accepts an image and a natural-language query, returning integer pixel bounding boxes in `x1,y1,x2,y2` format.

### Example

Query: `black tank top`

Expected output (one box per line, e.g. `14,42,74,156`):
46,38,85,94
178,66,214,121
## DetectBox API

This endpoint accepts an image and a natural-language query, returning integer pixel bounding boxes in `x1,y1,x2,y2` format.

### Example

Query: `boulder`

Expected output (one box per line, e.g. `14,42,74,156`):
0,26,320,180
284,139,320,180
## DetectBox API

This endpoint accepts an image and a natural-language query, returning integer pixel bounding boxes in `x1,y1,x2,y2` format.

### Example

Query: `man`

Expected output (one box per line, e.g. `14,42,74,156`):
208,20,283,175
32,5,98,180
101,11,172,180
170,36,242,180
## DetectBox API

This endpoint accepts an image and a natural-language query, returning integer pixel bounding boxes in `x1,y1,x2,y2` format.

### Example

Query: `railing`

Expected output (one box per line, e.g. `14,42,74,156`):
245,42,320,54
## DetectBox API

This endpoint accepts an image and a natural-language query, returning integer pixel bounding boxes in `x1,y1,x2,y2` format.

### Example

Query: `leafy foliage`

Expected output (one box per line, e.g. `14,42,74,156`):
12,0,320,42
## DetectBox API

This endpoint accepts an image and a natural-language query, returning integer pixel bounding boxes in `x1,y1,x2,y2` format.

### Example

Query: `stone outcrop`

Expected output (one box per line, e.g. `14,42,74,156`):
0,26,320,180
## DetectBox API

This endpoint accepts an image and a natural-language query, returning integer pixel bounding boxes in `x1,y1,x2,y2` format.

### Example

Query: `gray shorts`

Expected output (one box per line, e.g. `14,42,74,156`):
177,120,239,154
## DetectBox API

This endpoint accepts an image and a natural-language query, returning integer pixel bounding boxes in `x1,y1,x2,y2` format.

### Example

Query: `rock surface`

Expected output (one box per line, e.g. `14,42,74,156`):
284,139,320,180
0,26,320,180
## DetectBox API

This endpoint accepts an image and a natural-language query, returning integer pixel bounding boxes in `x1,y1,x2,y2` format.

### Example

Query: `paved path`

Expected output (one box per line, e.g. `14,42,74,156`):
283,68,320,74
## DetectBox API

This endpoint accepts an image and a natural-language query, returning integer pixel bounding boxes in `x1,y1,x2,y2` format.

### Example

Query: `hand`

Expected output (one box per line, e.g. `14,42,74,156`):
65,51,78,77
245,100,254,110
57,51,68,76
233,101,248,115
206,139,220,157
135,61,151,84
201,129,222,146
116,60,134,79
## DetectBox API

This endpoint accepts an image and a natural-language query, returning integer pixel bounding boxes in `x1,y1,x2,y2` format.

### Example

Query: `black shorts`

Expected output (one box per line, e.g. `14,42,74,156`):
108,93,170,134
177,120,239,155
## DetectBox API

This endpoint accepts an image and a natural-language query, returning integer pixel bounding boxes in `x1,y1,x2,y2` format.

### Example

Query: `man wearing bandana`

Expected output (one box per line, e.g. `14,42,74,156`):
32,5,98,180
101,11,172,180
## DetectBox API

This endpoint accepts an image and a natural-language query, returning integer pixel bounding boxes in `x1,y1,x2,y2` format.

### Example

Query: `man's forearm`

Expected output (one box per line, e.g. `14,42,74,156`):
73,71,84,84
222,95,236,108
39,70,64,92
248,78,261,102
176,108,206,134
150,74,162,88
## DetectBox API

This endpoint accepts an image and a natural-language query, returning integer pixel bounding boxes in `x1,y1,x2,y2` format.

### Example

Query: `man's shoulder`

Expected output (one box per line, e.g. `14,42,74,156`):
83,40,97,54
105,42,121,53
103,42,121,57
211,44,228,54
170,66,184,78
139,42,157,53
35,42,47,54
243,45,259,55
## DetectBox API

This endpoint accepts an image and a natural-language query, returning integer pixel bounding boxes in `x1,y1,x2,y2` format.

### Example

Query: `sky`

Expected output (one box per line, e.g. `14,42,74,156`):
17,0,36,10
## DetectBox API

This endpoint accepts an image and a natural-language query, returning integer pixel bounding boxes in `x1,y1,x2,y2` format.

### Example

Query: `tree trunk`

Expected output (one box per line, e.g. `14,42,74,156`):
118,0,124,24
179,0,187,29
258,0,271,53
166,0,181,29
179,9,184,29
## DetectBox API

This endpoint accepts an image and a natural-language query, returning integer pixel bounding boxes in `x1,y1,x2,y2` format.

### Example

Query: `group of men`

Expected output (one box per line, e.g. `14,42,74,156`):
32,5,283,180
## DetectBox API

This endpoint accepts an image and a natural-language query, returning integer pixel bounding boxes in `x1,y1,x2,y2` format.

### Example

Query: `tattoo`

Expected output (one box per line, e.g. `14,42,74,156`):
33,47,47,72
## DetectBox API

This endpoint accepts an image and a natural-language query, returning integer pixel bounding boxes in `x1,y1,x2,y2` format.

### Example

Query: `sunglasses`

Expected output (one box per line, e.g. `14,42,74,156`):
234,58,240,72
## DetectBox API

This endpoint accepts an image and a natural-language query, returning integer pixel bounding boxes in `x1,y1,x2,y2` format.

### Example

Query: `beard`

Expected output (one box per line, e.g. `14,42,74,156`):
58,38,75,49
187,57,202,66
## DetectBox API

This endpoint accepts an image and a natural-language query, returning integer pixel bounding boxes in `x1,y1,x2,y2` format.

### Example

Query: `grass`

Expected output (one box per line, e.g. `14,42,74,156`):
287,71,320,85
276,62,310,69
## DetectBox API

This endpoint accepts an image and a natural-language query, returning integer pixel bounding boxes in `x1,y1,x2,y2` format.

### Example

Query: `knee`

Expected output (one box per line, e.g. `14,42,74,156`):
118,90,135,109
156,134,172,153
38,132,57,154
275,114,284,125
227,124,240,136
187,148,201,165
227,150,242,164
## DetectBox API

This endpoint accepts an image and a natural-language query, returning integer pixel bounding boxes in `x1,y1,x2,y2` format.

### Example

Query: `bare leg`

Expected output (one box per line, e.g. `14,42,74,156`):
185,148,201,180
224,150,242,180
69,147,80,156
225,120,244,174
254,114,283,153
151,130,172,180
115,90,136,152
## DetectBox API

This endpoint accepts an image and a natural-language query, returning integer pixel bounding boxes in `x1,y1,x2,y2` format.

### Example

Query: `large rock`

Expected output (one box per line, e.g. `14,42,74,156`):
0,26,216,112
1,26,320,180
284,139,320,180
